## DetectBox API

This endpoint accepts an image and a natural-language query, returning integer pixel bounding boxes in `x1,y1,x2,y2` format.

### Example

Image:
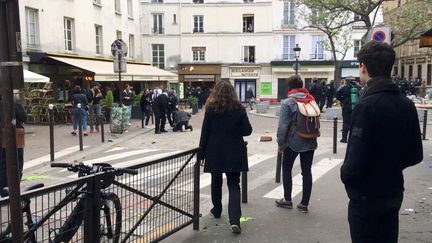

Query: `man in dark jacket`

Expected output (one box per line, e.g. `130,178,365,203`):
309,78,324,111
172,109,192,132
122,84,135,123
245,87,255,110
341,41,423,243
325,80,336,108
0,95,27,189
152,89,169,134
336,80,355,143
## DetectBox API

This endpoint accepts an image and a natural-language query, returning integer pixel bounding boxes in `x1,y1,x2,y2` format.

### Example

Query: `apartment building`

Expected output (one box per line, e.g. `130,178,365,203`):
20,0,175,92
141,0,371,101
383,0,432,87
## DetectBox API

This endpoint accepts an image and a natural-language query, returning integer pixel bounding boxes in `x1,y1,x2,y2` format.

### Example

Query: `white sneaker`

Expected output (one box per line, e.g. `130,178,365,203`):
181,125,186,132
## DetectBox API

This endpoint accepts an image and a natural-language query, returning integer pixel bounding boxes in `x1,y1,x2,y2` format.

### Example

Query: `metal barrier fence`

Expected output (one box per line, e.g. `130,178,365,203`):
0,148,200,243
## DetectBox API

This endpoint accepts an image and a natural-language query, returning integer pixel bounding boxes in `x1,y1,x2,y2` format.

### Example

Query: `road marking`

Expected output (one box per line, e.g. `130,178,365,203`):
263,158,343,199
84,149,158,164
68,150,182,179
200,154,274,189
24,146,90,170
105,147,124,153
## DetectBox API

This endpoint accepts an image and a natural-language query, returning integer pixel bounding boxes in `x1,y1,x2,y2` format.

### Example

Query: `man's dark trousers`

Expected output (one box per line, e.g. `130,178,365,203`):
211,172,241,225
154,110,161,132
341,108,352,140
348,195,403,243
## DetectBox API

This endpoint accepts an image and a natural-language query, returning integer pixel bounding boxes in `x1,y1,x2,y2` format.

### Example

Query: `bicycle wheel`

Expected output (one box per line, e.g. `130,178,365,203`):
51,200,84,243
101,192,122,243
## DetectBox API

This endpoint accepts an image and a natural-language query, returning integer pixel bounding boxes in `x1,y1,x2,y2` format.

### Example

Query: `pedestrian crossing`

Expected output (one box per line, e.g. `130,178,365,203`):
25,145,344,201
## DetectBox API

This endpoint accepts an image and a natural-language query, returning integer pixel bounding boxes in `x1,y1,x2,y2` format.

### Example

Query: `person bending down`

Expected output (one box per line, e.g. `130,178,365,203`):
173,110,193,132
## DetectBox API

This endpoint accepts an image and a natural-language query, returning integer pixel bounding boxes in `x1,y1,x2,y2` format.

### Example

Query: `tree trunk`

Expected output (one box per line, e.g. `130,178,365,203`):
328,37,341,85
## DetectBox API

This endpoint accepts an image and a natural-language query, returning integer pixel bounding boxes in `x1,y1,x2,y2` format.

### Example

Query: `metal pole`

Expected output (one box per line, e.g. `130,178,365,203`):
333,117,338,154
295,58,298,75
141,111,144,128
193,158,200,230
77,103,83,151
0,1,23,241
99,115,105,143
275,151,282,183
118,54,122,105
423,110,428,140
48,104,54,161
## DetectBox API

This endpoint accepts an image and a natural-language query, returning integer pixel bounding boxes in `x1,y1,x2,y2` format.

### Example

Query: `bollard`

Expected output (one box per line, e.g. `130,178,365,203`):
99,115,105,143
423,110,428,140
48,104,55,161
77,103,83,151
151,110,154,125
333,117,338,154
241,172,248,203
275,151,282,183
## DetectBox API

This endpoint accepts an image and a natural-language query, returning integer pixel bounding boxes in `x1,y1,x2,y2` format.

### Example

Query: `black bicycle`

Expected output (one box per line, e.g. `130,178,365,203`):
0,163,137,243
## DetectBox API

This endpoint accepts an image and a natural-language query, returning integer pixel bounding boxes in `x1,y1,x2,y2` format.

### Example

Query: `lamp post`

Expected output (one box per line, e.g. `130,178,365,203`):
294,44,301,75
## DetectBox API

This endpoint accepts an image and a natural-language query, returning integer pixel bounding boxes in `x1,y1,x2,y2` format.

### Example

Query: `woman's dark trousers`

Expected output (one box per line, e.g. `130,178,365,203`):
282,147,314,206
211,172,241,225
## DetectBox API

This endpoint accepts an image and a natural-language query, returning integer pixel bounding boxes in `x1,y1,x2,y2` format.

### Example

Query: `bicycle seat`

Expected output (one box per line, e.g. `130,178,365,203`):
0,183,44,198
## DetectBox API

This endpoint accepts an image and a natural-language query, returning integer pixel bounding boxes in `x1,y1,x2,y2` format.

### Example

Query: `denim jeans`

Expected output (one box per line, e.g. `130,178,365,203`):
88,104,101,130
73,107,87,131
126,105,132,121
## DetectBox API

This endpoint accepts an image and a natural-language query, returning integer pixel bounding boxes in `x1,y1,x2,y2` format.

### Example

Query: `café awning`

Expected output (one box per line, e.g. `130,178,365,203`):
24,69,50,83
47,55,177,82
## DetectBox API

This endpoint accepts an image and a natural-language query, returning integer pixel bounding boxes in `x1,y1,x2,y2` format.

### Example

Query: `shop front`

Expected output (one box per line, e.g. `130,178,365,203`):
178,63,221,97
400,56,432,87
229,66,260,102
271,61,334,101
340,60,360,79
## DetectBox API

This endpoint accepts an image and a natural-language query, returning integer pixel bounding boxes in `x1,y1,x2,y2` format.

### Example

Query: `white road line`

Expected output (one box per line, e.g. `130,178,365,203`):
67,150,182,179
24,146,90,170
84,149,159,164
200,154,275,189
105,147,124,153
263,158,343,199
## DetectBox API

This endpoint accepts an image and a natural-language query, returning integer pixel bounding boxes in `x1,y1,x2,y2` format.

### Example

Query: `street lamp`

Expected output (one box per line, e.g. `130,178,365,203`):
293,44,301,75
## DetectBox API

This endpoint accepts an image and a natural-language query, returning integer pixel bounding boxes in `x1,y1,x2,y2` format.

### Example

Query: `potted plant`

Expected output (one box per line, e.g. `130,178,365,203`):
189,96,199,114
101,89,114,123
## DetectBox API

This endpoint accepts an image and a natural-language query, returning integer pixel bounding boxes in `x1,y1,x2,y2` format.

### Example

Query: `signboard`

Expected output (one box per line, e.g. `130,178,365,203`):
370,26,391,44
230,66,260,78
113,58,127,73
261,82,272,95
111,39,128,57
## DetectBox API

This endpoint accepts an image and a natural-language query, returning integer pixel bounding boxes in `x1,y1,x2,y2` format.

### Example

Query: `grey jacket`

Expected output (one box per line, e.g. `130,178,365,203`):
174,110,191,124
276,92,318,152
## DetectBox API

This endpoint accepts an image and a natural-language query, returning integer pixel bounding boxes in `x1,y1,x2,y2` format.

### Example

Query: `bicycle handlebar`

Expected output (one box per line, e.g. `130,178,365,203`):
117,168,138,175
51,163,71,168
51,162,138,176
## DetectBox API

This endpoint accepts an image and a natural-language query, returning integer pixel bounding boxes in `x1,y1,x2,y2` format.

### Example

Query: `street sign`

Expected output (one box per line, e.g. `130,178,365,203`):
292,63,301,71
369,26,391,44
114,58,127,73
111,39,128,57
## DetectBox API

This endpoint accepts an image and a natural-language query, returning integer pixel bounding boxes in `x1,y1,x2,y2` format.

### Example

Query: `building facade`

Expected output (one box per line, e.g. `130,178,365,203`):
383,0,432,87
141,0,372,101
20,0,175,96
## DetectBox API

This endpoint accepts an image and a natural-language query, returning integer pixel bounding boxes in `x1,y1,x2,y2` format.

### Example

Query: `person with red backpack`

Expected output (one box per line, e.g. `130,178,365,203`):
276,75,320,213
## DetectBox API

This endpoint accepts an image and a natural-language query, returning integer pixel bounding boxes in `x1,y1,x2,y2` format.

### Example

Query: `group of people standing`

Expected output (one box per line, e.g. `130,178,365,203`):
308,79,337,111
199,41,423,243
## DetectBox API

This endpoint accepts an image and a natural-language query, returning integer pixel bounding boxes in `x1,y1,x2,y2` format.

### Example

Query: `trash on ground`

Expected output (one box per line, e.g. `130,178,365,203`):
23,175,48,181
258,136,272,142
108,139,114,142
240,216,255,223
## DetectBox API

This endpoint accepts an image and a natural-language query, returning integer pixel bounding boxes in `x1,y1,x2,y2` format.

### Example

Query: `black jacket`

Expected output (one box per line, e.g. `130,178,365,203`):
122,89,134,106
340,77,423,201
0,96,26,129
140,93,152,112
153,93,168,114
198,107,252,173
309,82,323,99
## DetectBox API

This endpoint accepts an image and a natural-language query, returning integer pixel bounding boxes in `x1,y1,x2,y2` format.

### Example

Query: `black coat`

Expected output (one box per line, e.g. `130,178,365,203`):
153,93,168,114
198,107,252,173
341,77,423,201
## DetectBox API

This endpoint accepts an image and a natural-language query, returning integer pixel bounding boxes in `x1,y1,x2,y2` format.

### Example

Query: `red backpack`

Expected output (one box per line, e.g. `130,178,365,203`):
291,99,321,139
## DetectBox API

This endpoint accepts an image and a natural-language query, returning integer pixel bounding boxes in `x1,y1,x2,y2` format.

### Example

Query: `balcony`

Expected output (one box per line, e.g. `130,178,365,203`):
242,57,255,63
282,53,296,60
243,26,254,33
193,27,204,33
310,53,324,60
152,28,165,34
281,20,295,29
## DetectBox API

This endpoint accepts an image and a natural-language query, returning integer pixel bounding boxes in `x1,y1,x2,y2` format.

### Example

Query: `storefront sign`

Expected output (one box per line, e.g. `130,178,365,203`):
261,82,272,95
405,58,415,65
416,57,427,64
95,75,133,82
230,67,260,78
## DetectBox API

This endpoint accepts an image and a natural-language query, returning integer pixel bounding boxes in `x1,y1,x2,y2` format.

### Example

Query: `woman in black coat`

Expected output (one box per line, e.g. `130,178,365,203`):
198,81,252,234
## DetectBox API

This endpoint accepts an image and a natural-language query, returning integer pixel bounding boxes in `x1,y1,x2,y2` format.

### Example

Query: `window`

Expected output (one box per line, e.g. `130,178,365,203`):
311,35,324,60
283,0,295,25
310,9,321,25
152,14,164,34
427,64,431,86
151,0,163,3
283,35,296,60
408,65,413,79
95,25,103,54
354,40,362,58
243,46,255,63
417,64,422,80
354,14,361,21
173,14,177,24
64,17,75,51
192,47,206,61
243,15,254,33
25,7,39,48
116,30,122,40
243,0,254,2
193,15,204,33
193,0,204,3
129,34,135,58
115,0,121,13
93,0,101,5
127,0,133,17
152,44,165,69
